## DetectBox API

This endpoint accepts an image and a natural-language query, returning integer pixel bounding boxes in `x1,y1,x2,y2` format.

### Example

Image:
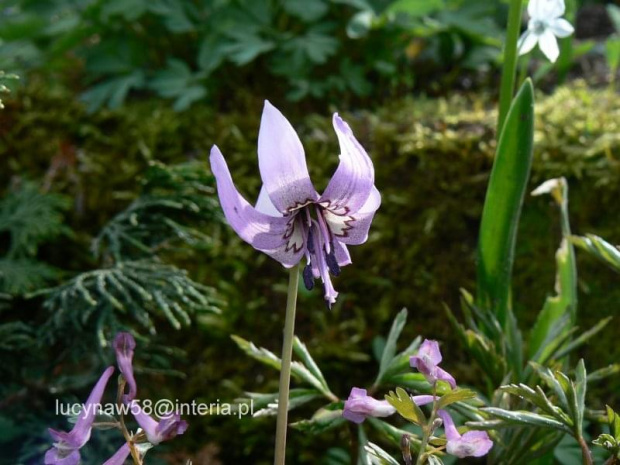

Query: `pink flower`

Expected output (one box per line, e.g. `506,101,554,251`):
438,410,493,458
410,339,456,388
343,387,435,424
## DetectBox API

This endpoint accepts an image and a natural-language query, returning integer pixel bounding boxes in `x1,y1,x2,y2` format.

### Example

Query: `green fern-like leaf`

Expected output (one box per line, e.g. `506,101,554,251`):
93,161,222,260
38,259,221,345
0,182,71,258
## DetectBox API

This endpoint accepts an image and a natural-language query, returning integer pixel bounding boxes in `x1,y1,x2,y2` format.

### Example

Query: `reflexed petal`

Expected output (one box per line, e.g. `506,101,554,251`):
319,114,375,213
518,30,538,56
70,366,115,448
258,100,319,213
539,29,560,62
256,186,283,217
324,186,380,245
333,240,351,267
113,332,137,403
549,18,574,38
102,444,131,465
210,145,305,267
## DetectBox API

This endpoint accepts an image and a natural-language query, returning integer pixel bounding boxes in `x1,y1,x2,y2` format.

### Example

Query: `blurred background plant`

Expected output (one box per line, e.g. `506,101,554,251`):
0,0,617,112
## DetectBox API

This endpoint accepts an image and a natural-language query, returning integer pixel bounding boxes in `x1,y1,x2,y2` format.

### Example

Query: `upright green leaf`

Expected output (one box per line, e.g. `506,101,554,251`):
476,79,534,328
375,308,408,384
529,178,577,359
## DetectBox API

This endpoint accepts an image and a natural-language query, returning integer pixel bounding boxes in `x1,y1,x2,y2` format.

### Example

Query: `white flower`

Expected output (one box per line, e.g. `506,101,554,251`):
518,0,574,62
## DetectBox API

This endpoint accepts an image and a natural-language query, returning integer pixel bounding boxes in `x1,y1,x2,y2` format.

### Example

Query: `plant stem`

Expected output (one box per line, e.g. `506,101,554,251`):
415,384,438,465
577,436,594,465
497,0,525,134
274,265,300,465
116,378,142,465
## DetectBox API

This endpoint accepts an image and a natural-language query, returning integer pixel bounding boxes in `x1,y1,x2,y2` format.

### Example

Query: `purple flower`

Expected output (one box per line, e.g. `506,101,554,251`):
131,401,188,445
113,332,137,403
410,339,456,389
342,387,436,424
102,444,130,465
210,101,380,308
45,367,115,465
438,410,493,458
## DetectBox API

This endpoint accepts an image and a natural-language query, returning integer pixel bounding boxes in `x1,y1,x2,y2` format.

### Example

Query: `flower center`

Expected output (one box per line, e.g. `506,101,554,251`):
531,19,547,35
298,204,340,306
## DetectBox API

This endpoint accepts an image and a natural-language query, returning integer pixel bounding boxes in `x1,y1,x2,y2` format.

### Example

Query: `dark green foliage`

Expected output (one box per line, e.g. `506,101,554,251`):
40,259,220,342
94,161,222,260
0,0,509,111
0,181,70,293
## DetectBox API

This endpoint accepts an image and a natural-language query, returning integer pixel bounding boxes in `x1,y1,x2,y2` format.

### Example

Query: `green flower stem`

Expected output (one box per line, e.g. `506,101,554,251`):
117,377,142,465
497,0,525,134
274,264,300,465
415,383,438,465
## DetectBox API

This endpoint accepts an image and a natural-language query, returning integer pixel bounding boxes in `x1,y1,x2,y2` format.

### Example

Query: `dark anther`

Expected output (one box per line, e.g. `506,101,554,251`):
307,227,315,254
325,249,341,276
302,264,314,290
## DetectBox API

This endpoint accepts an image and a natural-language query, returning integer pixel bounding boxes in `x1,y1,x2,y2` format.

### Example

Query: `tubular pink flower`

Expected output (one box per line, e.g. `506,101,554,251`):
438,409,493,458
130,401,188,445
210,101,380,308
410,339,456,389
113,332,137,403
342,387,436,424
45,367,115,465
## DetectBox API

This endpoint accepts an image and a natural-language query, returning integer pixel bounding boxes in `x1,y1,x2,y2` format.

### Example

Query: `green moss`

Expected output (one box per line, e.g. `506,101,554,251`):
1,80,619,463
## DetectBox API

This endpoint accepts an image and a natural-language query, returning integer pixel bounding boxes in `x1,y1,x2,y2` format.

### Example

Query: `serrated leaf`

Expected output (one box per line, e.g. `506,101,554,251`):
386,387,426,425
